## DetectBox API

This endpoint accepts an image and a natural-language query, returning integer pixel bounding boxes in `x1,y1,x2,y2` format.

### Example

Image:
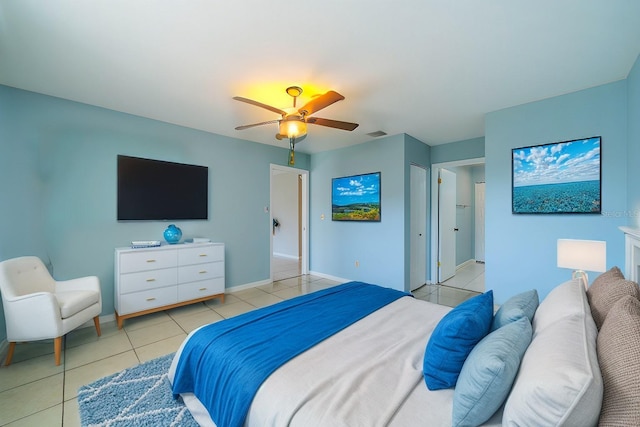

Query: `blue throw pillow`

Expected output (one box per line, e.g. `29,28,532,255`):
423,291,494,390
491,289,539,332
452,317,533,427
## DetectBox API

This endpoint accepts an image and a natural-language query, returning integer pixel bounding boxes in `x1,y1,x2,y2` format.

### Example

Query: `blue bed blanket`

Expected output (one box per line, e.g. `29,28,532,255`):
171,281,409,427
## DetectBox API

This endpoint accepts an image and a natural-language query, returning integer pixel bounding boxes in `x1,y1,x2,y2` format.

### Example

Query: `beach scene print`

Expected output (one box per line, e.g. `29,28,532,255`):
332,172,381,221
512,137,601,214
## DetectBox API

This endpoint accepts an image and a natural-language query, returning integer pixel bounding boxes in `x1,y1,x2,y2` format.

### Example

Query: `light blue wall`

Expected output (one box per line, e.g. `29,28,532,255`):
0,85,309,341
430,137,485,164
628,54,640,228
309,134,426,291
485,80,628,304
0,87,48,261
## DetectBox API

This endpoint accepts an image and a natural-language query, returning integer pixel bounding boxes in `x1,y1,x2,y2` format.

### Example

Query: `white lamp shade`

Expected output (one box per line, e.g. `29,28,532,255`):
557,239,607,272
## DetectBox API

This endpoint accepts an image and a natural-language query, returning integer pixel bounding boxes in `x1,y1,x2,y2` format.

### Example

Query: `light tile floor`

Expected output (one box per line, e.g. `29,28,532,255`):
412,261,485,307
272,254,301,281
0,261,484,426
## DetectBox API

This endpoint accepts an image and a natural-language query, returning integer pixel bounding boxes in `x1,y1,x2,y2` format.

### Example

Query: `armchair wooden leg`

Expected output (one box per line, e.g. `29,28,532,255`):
93,316,102,337
54,337,62,366
5,342,16,366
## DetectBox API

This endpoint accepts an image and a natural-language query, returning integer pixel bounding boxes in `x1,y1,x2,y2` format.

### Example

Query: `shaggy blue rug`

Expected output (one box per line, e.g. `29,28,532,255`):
77,353,198,426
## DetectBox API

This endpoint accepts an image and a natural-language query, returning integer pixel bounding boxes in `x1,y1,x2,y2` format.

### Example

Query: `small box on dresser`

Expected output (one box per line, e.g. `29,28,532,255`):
114,242,225,328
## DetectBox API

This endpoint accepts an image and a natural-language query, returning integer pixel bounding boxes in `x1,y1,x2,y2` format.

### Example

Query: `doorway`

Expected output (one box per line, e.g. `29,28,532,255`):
270,164,309,281
430,158,485,288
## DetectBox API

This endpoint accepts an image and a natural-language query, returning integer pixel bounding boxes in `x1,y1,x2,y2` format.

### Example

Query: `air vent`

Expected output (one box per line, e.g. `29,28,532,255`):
366,130,387,138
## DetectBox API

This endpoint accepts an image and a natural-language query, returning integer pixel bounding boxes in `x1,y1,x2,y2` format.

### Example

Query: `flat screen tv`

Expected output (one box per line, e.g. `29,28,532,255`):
117,155,208,220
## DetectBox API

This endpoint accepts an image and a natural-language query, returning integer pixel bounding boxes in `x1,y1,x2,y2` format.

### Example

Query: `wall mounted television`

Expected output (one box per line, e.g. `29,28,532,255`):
117,155,209,221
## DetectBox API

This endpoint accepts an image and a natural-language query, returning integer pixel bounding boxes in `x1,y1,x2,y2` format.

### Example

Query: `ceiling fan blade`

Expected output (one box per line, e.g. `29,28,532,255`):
298,91,345,116
235,119,280,130
305,117,359,131
233,96,287,116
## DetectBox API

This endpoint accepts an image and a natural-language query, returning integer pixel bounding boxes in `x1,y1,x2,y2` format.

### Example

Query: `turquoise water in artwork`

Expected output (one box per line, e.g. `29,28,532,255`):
513,180,600,213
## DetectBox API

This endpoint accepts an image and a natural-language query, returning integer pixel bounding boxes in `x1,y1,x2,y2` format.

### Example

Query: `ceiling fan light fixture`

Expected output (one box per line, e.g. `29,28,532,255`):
279,116,307,138
285,86,303,98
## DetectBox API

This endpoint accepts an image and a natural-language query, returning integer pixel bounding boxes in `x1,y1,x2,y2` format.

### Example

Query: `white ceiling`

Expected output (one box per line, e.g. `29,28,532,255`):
2,1,639,154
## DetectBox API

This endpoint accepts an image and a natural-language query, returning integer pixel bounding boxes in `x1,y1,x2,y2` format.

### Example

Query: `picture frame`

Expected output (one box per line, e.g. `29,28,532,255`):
512,136,601,214
332,172,381,221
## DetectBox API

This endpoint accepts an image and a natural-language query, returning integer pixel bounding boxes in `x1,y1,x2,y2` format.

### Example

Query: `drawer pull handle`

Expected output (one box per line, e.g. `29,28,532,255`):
146,278,156,282
199,270,207,274
199,287,207,291
146,297,156,301
199,254,208,257
146,259,156,263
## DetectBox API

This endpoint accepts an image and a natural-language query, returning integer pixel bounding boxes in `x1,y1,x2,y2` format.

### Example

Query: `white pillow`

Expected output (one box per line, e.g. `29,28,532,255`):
502,279,602,426
531,278,584,332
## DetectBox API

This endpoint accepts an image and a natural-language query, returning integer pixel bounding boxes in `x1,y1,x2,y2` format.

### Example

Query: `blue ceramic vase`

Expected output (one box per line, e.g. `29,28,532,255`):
163,224,182,244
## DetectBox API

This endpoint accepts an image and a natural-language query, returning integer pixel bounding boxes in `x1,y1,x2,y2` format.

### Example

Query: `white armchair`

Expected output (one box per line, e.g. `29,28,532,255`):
0,256,102,366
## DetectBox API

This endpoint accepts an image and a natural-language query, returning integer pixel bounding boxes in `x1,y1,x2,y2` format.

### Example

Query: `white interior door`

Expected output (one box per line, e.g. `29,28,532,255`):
438,168,457,282
474,182,486,263
410,165,427,291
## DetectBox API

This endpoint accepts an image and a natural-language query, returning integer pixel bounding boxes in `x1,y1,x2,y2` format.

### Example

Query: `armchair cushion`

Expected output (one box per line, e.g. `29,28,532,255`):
56,290,100,319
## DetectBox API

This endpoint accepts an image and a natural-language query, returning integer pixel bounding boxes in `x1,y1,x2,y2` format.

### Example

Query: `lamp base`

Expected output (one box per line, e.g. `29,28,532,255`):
572,270,589,289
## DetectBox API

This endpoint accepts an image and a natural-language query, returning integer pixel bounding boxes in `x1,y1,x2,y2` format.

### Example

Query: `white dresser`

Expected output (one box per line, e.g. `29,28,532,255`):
114,242,225,328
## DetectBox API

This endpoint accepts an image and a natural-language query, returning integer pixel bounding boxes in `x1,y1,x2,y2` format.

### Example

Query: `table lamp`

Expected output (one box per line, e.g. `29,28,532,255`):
557,239,607,288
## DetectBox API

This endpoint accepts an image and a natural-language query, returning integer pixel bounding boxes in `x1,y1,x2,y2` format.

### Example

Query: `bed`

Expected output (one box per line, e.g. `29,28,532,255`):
168,269,640,427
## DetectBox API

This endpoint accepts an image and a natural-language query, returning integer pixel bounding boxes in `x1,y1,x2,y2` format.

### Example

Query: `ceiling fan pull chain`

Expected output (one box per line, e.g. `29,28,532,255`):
288,138,296,166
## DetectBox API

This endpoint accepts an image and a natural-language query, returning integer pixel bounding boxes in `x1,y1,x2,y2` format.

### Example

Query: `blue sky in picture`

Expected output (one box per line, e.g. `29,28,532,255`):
332,173,380,206
512,137,601,187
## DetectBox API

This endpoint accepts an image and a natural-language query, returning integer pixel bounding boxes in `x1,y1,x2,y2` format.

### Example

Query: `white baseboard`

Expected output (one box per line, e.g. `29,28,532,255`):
308,270,350,283
225,272,351,295
226,278,272,293
456,259,476,270
273,253,300,260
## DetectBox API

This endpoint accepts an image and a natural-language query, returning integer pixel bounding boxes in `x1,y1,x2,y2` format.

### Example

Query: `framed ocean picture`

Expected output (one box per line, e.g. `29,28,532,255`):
512,136,601,214
332,172,381,221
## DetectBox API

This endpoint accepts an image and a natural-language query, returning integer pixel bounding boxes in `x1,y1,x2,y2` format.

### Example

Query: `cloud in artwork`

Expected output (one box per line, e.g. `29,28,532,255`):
332,173,380,205
512,137,600,187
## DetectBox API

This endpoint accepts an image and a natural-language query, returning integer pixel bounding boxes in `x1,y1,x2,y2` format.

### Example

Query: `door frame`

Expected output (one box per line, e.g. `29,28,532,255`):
270,163,309,279
437,168,457,283
429,157,484,284
410,163,429,291
474,182,486,263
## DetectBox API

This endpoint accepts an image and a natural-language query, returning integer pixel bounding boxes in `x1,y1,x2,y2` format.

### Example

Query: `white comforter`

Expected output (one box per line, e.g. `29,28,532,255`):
169,296,503,426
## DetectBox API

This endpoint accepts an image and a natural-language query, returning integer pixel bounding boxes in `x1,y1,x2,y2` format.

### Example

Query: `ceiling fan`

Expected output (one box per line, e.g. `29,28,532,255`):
233,86,359,158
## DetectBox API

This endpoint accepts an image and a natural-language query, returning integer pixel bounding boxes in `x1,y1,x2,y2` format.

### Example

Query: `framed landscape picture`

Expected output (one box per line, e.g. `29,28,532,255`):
332,172,381,221
512,136,601,214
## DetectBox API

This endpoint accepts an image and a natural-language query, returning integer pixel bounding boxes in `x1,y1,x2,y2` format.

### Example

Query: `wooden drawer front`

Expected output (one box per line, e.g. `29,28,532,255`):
178,245,223,266
178,277,225,301
120,249,177,274
119,268,178,294
178,262,223,283
118,286,177,315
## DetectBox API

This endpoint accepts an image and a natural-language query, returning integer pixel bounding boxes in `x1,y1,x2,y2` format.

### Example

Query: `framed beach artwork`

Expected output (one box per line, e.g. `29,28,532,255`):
332,172,381,221
512,136,601,214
